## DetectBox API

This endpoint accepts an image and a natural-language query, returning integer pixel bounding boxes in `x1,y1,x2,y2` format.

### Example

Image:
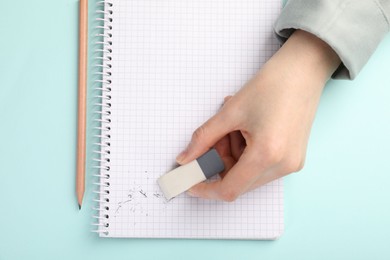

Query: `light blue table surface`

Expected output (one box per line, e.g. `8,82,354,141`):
1,0,389,259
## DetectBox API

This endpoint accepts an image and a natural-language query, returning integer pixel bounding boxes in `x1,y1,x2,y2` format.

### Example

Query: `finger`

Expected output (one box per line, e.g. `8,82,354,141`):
218,154,236,179
229,130,246,161
176,111,235,165
214,135,232,158
187,150,260,201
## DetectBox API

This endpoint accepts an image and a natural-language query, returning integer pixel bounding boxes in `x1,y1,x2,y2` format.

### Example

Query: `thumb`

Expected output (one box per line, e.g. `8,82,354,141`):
176,110,235,164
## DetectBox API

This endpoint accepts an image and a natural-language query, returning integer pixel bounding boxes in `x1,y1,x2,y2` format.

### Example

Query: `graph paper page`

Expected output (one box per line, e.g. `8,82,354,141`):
101,0,283,239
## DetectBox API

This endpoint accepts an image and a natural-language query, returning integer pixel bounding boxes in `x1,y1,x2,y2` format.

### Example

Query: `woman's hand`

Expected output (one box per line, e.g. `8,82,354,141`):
176,30,341,201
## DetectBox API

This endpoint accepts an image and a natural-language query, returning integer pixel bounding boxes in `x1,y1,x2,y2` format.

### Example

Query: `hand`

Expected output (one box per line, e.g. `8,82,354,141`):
176,30,341,201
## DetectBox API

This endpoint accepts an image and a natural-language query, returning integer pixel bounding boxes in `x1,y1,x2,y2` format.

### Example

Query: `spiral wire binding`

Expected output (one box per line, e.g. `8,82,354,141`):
92,0,113,237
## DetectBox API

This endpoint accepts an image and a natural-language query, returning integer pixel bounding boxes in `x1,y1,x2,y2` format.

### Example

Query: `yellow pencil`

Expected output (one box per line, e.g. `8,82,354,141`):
76,0,88,210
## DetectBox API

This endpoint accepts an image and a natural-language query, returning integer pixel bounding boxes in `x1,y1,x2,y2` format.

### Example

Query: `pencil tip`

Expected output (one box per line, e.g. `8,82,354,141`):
79,204,82,210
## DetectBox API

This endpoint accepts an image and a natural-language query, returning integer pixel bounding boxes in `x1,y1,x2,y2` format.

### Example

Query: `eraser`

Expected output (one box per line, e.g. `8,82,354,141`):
157,149,224,200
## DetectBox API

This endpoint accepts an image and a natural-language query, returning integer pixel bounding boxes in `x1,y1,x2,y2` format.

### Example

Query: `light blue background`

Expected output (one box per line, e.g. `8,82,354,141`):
1,0,389,259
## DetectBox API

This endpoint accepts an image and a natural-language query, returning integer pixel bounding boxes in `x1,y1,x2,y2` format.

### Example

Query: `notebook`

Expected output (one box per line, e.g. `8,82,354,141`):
93,0,283,239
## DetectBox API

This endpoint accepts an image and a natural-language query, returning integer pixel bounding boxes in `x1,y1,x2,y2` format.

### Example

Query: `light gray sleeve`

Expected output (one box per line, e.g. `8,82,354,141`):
274,0,390,79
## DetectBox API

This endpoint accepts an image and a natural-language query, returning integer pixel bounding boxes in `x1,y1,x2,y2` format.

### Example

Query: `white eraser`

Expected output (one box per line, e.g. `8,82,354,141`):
157,149,224,200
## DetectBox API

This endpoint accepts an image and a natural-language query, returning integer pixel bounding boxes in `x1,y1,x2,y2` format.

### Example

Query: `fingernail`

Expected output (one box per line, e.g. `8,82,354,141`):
176,150,187,164
187,188,199,197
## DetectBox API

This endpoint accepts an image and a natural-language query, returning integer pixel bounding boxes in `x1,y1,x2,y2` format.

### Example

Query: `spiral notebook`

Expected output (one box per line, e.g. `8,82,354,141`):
94,0,283,239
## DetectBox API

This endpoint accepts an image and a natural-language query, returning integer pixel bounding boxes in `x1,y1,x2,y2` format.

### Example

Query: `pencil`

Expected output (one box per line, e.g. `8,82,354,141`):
77,0,88,210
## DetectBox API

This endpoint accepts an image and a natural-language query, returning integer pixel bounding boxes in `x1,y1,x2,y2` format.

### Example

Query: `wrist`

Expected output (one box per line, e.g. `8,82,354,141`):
268,29,341,85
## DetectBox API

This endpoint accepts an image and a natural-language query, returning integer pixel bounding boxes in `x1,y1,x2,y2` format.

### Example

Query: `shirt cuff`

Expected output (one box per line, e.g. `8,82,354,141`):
274,0,390,79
